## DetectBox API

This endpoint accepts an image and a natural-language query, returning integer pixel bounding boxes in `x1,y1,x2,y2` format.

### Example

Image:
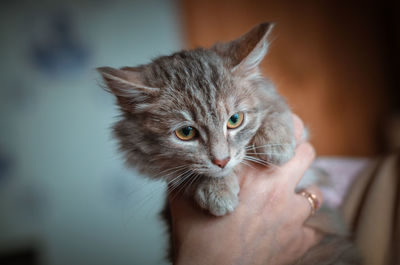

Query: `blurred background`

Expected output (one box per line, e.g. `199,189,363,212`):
0,0,399,265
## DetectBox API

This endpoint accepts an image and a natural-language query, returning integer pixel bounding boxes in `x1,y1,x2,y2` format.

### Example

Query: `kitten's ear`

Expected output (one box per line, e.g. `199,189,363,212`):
97,66,159,111
213,22,274,77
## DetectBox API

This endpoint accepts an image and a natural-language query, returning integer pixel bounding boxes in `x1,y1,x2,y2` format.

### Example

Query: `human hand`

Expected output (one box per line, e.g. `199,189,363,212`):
169,115,323,265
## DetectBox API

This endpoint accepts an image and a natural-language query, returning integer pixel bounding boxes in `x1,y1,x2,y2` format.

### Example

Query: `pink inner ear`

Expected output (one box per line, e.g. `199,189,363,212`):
98,67,143,90
120,67,146,86
234,23,272,63
97,67,160,113
98,66,159,99
212,22,273,70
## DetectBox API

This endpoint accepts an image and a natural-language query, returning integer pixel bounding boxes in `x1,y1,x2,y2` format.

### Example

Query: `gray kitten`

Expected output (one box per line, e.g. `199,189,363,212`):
99,23,295,215
98,23,359,264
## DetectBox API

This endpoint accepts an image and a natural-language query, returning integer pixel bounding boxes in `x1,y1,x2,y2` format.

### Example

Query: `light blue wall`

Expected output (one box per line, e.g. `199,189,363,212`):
0,1,182,264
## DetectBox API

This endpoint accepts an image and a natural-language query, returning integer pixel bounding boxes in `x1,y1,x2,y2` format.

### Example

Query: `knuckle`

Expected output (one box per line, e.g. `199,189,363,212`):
301,142,316,159
292,114,304,129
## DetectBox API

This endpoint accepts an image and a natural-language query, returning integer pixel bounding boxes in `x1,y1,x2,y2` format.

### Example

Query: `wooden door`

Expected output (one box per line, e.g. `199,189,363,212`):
179,0,390,156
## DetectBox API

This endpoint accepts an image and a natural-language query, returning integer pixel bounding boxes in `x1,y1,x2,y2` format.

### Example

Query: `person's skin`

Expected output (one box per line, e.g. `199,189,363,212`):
168,115,324,265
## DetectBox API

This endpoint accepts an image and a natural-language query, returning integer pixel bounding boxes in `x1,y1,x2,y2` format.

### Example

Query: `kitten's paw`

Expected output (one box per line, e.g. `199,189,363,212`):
194,179,239,216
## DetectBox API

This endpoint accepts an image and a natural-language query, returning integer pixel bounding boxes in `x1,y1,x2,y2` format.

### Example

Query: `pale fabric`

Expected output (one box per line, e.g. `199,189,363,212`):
314,157,371,208
342,153,399,265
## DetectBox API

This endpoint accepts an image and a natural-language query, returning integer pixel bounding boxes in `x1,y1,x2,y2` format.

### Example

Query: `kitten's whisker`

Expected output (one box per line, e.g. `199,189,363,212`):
167,170,190,186
136,167,190,208
244,155,280,169
133,180,167,210
162,167,191,186
169,172,194,201
240,160,255,169
186,173,200,194
126,177,161,199
167,170,193,193
129,166,188,201
245,156,271,165
167,169,192,190
153,165,188,179
178,172,195,193
245,143,291,150
244,157,269,167
245,144,255,150
246,152,287,156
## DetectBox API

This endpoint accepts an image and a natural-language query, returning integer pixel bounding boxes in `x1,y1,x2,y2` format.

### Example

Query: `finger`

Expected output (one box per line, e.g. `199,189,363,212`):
292,114,304,143
282,142,316,188
295,185,323,222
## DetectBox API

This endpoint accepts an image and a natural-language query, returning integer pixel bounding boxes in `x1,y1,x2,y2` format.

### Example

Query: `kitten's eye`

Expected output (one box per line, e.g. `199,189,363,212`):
175,126,197,141
227,112,244,129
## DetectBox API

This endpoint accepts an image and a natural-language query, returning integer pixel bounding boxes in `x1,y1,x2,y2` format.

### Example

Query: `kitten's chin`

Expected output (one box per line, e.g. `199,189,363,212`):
208,167,235,178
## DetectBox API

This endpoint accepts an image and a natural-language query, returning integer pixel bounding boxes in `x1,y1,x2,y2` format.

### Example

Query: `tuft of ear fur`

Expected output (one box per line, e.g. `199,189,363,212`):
212,22,274,78
97,66,159,111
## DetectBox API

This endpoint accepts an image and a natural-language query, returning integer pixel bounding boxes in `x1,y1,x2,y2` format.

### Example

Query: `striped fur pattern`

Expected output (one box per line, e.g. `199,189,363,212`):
98,23,359,264
98,23,295,216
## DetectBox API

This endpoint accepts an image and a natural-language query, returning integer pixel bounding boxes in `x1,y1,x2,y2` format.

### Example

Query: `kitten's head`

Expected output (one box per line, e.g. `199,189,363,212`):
98,23,274,179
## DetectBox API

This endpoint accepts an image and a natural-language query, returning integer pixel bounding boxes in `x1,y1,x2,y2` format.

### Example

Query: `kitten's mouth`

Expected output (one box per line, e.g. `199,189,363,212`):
212,167,233,178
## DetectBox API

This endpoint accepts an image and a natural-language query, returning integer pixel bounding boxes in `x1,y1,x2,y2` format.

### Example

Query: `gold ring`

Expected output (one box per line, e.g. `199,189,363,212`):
299,190,319,216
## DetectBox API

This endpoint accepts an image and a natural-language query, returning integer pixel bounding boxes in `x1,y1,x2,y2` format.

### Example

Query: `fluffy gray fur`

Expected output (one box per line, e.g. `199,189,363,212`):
98,23,360,264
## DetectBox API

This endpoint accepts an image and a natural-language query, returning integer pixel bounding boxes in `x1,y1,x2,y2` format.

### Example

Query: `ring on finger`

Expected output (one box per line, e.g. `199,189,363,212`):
299,190,319,216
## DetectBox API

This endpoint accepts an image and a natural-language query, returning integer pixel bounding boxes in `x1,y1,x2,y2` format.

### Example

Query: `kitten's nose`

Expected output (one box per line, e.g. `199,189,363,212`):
212,157,231,168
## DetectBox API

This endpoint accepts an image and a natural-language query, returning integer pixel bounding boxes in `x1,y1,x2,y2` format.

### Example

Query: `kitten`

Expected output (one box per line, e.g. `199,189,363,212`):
98,23,359,264
98,23,295,216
